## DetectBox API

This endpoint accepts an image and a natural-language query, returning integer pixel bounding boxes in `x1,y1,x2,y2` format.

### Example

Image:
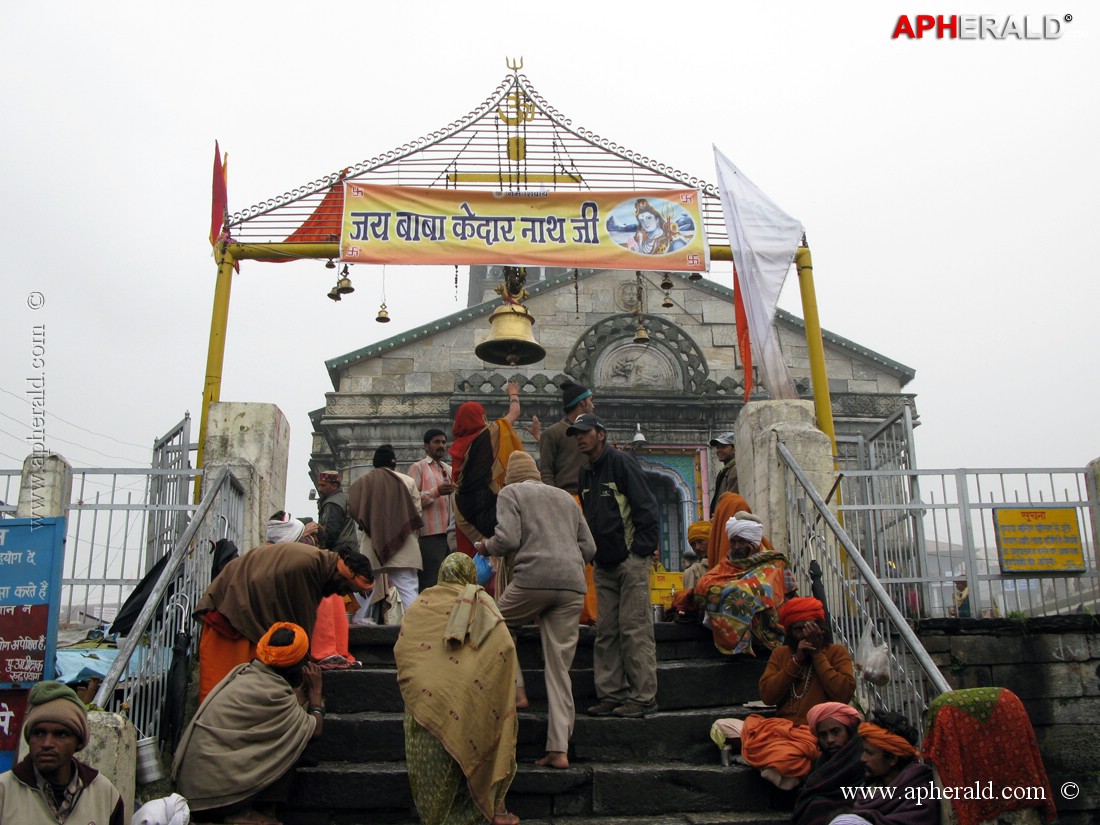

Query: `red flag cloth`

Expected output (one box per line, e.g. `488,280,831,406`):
923,688,1057,825
209,141,227,247
283,170,348,245
733,262,752,402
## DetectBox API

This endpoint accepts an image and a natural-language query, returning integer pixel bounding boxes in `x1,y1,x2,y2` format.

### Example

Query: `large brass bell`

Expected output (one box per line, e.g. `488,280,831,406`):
475,304,545,366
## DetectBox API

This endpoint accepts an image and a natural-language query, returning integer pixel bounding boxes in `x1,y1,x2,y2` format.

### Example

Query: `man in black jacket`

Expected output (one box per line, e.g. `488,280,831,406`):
570,414,660,718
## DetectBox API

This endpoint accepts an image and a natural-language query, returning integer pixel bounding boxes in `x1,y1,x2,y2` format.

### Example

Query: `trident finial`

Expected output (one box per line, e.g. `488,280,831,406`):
505,56,523,72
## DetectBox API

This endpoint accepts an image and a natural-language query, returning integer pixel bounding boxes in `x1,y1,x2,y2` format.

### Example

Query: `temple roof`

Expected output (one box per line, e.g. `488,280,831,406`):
323,268,916,390
227,72,730,246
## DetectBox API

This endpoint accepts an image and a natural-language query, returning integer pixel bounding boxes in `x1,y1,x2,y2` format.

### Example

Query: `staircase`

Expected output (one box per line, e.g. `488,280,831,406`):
285,622,793,825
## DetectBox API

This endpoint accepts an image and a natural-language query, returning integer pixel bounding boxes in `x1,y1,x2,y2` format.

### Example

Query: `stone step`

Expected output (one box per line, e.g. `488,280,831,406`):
322,657,767,715
284,760,779,824
303,705,756,765
348,621,737,668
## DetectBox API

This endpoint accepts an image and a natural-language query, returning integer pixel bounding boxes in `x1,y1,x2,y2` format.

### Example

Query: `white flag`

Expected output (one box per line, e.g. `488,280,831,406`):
713,146,802,400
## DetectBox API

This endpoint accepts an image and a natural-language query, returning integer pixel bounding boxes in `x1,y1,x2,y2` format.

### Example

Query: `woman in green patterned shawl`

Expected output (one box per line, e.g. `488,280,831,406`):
394,553,520,825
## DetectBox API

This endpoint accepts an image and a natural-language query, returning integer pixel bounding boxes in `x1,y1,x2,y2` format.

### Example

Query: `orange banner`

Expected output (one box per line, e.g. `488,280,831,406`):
340,184,709,272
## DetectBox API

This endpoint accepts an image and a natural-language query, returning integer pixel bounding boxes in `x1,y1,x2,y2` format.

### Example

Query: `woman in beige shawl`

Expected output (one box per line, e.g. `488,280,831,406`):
394,553,519,825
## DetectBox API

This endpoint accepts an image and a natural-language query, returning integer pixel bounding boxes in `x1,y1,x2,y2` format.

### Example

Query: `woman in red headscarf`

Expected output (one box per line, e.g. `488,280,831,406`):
450,381,531,563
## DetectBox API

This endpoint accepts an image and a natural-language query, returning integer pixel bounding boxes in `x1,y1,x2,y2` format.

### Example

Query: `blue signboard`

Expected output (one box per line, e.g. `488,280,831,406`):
0,517,66,771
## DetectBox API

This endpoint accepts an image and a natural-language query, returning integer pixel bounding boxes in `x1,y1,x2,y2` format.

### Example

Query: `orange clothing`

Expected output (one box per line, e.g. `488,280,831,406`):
198,628,256,702
740,715,820,777
707,493,752,570
311,593,352,662
758,643,855,725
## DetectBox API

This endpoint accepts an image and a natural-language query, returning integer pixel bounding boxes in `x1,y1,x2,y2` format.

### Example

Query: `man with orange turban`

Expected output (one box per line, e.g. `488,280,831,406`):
173,622,325,825
760,597,855,724
681,520,711,592
828,711,936,825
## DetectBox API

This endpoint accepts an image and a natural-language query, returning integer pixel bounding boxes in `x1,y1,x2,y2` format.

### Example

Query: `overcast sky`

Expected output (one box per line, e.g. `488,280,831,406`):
2,2,1097,521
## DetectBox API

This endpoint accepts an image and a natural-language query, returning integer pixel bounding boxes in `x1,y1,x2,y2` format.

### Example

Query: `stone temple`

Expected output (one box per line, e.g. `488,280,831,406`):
309,260,914,570
206,69,915,569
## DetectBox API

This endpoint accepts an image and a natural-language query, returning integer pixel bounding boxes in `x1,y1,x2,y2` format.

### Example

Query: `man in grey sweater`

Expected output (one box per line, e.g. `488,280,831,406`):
478,450,597,769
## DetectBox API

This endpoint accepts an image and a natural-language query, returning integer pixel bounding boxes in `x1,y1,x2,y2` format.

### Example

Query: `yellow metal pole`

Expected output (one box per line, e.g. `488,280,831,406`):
795,245,837,455
195,246,236,501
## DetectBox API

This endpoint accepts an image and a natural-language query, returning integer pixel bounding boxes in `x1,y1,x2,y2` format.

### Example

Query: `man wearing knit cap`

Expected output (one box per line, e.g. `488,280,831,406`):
708,431,739,515
571,412,661,719
540,379,599,623
0,681,125,825
539,379,595,493
478,450,597,768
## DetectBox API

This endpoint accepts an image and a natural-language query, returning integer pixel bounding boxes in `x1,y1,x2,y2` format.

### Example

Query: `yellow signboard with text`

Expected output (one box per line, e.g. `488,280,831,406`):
993,506,1085,574
340,184,709,272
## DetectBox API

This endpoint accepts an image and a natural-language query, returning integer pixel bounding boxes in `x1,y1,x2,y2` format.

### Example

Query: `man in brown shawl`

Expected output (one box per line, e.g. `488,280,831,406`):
347,444,424,620
173,622,324,825
194,541,373,700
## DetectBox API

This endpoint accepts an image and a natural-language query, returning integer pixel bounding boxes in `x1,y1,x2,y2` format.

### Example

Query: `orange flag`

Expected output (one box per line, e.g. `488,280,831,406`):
209,141,228,246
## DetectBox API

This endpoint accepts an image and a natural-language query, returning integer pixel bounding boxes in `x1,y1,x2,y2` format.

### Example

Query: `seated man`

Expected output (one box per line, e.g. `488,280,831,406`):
173,622,325,825
829,711,938,825
680,519,711,593
0,681,125,825
711,596,855,790
794,702,865,825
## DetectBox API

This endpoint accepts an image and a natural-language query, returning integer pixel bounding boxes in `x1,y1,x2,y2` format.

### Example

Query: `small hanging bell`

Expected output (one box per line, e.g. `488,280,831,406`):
660,273,673,290
327,286,342,302
661,291,674,309
376,303,391,323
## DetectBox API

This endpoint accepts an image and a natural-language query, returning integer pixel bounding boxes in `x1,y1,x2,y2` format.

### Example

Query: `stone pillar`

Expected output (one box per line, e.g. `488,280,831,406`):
202,402,290,551
735,400,834,558
15,451,72,519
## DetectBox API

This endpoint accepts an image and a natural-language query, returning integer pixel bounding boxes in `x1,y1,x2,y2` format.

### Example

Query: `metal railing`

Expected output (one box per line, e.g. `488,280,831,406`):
0,469,19,517
839,467,1098,619
779,442,951,726
91,467,244,746
64,467,203,626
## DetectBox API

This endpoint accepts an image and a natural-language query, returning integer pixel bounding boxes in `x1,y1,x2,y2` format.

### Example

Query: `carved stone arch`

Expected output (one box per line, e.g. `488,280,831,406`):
565,314,709,393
